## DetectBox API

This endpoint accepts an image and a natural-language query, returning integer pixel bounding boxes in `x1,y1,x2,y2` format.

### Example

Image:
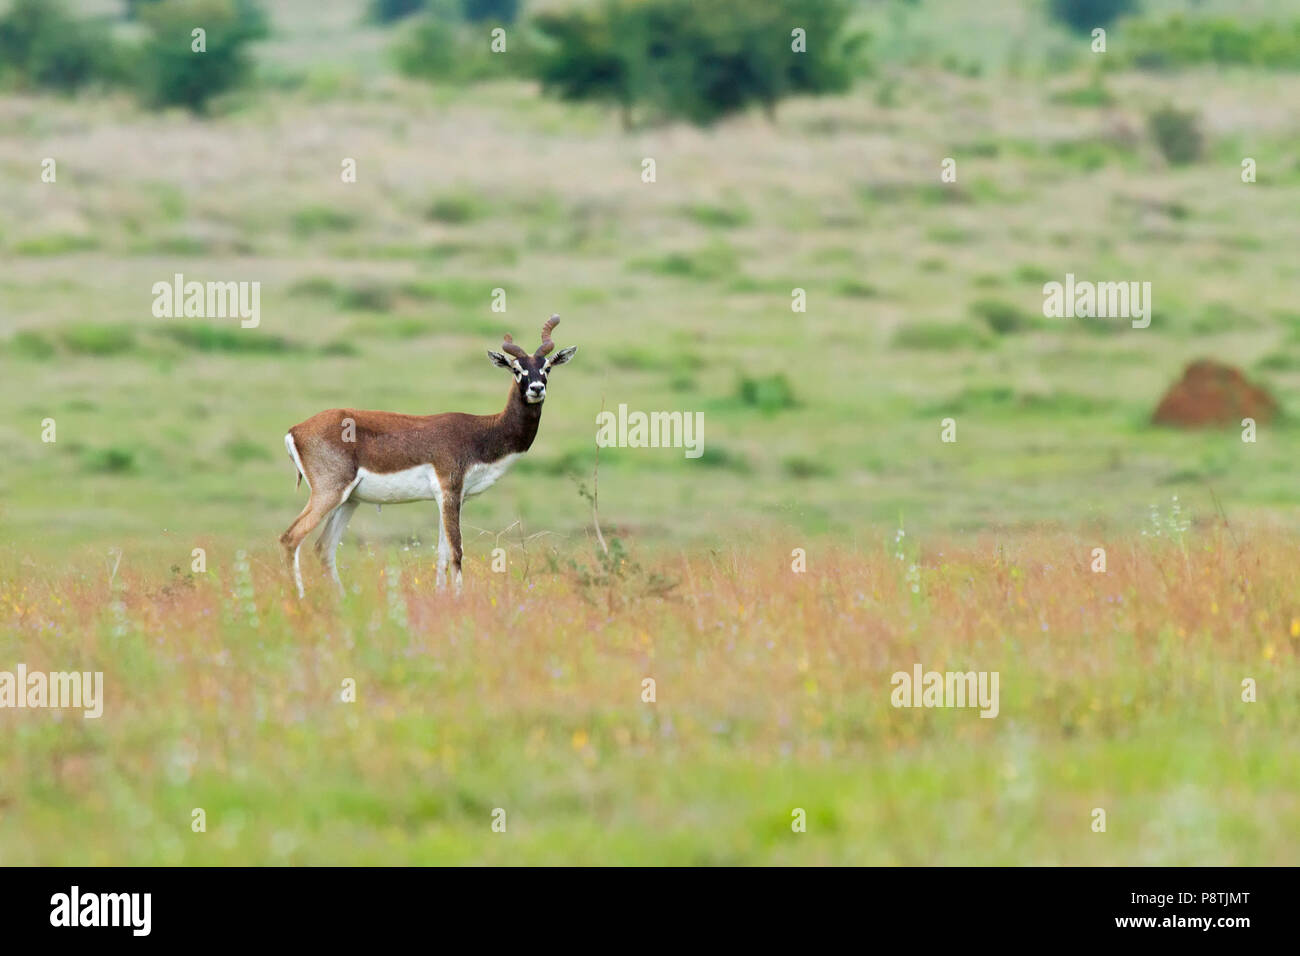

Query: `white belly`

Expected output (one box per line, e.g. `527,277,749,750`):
464,453,520,497
352,464,441,504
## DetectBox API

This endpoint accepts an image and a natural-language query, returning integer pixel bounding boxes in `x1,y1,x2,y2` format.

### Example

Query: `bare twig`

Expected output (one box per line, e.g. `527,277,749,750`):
106,548,122,590
1206,483,1240,551
466,521,563,580
512,519,529,579
592,398,609,557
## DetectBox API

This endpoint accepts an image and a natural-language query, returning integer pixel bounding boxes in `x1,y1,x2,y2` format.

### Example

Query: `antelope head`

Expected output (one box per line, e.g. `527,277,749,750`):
487,314,578,404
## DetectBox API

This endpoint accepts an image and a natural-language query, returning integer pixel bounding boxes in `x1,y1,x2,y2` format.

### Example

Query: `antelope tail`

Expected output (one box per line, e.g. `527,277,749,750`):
284,432,306,491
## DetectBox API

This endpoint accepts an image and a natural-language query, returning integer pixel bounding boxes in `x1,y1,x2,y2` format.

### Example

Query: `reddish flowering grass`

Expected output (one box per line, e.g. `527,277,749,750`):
0,528,1295,864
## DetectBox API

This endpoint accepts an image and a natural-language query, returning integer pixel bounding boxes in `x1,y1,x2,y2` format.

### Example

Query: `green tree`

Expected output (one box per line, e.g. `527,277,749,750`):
462,0,519,24
0,0,120,92
1048,0,1138,35
534,0,860,127
367,0,430,25
134,0,268,112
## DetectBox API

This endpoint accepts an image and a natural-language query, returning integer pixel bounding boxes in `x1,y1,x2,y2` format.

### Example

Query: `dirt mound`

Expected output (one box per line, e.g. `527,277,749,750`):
1152,359,1279,427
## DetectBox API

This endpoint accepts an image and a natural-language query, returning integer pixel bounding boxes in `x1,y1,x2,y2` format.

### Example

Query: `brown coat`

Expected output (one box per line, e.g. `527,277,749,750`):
278,319,576,598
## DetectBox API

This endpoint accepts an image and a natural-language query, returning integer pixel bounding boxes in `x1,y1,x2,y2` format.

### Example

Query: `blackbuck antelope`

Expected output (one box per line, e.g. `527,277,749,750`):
280,315,577,597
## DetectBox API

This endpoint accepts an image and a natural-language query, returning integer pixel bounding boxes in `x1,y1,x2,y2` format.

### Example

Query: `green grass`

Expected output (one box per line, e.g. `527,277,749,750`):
291,204,360,237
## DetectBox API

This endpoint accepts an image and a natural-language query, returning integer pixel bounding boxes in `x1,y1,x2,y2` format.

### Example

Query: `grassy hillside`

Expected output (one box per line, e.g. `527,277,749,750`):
3,2,1300,561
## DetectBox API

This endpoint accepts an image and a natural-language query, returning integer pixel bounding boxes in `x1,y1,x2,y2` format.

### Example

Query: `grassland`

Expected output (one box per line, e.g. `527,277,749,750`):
2,530,1297,865
1,0,1299,864
5,4,1300,555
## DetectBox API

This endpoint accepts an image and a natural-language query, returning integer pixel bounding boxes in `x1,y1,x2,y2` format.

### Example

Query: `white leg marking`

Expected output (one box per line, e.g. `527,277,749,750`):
436,516,449,590
292,544,304,599
433,468,450,590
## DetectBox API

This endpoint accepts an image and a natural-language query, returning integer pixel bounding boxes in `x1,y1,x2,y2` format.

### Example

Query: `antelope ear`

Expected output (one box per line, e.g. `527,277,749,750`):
487,350,513,369
547,346,577,368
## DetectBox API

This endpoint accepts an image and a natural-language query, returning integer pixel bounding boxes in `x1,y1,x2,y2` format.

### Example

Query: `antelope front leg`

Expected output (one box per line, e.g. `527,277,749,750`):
439,486,464,595
435,510,449,590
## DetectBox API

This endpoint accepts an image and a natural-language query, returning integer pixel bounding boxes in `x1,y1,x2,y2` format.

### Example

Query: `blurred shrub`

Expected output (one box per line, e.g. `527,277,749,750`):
1049,76,1114,107
1014,264,1053,284
970,299,1036,335
462,0,519,23
695,443,750,471
135,0,268,112
288,276,341,298
737,373,798,413
783,455,831,479
84,447,138,474
531,4,627,118
533,0,862,126
1148,106,1202,166
161,323,299,353
1256,351,1300,373
393,9,519,83
125,0,173,17
892,321,990,351
1127,16,1300,69
0,0,278,110
335,281,397,312
291,204,359,236
319,340,361,356
370,0,517,25
832,278,878,298
0,0,121,92
682,202,751,229
368,0,431,23
13,233,100,255
224,437,272,463
629,243,738,281
397,277,486,307
1049,134,1135,172
59,324,137,356
426,191,488,223
6,330,57,360
1047,0,1137,34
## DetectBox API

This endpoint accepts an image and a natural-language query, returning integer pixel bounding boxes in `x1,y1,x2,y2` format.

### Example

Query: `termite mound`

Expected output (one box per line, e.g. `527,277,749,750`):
1151,359,1279,428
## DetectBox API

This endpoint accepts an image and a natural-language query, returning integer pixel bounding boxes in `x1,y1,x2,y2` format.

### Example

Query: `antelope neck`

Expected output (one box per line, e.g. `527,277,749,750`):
491,382,543,456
